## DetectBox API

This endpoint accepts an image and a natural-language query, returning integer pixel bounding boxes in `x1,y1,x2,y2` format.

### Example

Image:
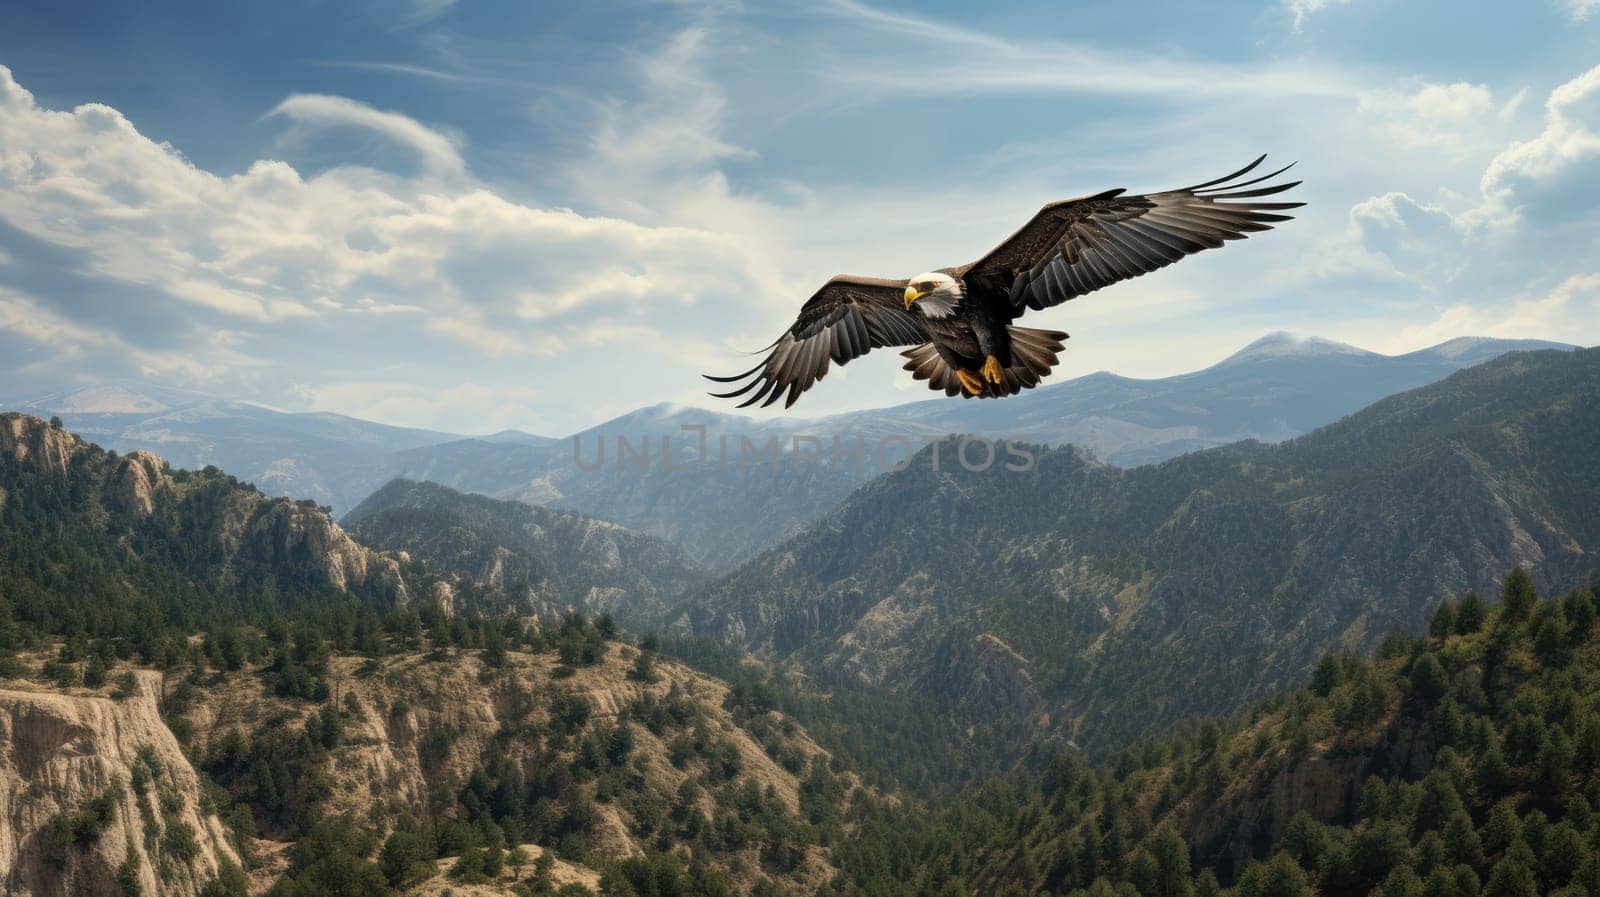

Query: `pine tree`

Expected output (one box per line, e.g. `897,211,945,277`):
1311,655,1344,697
1234,852,1313,897
1483,852,1537,897
1413,770,1464,836
1379,864,1425,897
1145,824,1192,897
1536,728,1576,798
1537,822,1587,891
1477,744,1512,798
1430,600,1458,640
1562,589,1596,634
1354,821,1413,890
1456,592,1490,634
1500,569,1537,624
1481,802,1522,856
1411,654,1450,704
1534,612,1572,668
1443,809,1484,868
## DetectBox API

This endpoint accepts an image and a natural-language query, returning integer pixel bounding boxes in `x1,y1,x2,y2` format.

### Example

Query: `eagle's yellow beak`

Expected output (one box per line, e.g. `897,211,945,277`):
903,286,923,309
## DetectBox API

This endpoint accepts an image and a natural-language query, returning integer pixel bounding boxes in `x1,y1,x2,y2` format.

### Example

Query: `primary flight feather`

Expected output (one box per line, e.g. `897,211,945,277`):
706,155,1303,409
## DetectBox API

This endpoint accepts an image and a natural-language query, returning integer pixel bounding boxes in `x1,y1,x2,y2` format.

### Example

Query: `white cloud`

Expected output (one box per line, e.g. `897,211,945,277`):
1384,272,1600,350
0,64,762,353
1295,66,1600,301
353,298,425,314
1276,190,1467,293
267,93,466,178
1478,64,1600,225
1346,192,1465,286
0,287,250,381
1357,81,1512,154
1562,0,1600,22
1285,0,1352,32
0,60,799,430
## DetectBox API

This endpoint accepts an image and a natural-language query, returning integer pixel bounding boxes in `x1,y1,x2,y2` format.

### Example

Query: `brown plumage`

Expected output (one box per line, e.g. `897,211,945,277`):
707,156,1302,409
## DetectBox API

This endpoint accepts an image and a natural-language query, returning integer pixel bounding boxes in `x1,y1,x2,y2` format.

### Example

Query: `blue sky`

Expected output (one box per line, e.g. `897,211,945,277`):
1,0,1598,434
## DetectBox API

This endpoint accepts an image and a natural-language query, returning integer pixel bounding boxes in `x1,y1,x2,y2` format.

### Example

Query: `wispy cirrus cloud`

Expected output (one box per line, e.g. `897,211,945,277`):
1284,0,1353,33
393,0,459,29
815,0,1362,100
310,59,542,89
268,93,467,177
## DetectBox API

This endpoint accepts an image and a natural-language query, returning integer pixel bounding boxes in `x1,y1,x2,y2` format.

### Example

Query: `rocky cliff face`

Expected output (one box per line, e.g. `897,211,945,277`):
232,497,410,602
1,644,847,895
0,412,410,607
0,672,240,897
0,414,77,478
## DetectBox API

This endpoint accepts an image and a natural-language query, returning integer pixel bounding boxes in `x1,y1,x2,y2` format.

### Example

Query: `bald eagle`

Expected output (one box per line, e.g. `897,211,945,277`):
707,156,1302,408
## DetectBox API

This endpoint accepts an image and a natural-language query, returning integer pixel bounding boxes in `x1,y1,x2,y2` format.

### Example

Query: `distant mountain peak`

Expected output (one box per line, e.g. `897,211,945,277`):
22,384,174,415
1221,331,1372,364
1425,336,1495,358
1413,335,1576,362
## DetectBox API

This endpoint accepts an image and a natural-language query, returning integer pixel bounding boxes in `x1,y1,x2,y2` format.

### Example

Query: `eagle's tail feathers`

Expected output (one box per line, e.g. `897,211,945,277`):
900,328,1068,399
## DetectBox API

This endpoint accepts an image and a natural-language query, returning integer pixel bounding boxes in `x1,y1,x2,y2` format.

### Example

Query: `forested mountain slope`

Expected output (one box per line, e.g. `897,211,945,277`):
675,348,1600,756
0,413,868,897
827,575,1600,897
0,412,417,656
1,619,862,897
343,479,705,630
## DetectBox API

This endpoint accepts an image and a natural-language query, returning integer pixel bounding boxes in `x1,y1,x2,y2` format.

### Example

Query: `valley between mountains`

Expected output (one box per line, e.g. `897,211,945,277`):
2,340,1597,897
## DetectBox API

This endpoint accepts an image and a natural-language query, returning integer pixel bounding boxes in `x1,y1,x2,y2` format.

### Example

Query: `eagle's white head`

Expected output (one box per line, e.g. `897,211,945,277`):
903,271,962,318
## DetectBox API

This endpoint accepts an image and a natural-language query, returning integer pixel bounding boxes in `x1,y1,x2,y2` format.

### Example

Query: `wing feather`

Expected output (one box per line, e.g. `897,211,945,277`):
966,157,1303,317
706,275,929,410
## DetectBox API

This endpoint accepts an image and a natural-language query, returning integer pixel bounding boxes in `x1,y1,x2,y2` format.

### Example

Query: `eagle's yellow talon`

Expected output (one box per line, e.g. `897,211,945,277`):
982,355,1004,384
956,369,984,395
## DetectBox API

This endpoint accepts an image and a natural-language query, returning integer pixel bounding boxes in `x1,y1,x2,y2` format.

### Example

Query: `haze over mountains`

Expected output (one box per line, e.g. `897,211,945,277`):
7,384,463,513
672,347,1600,754
8,334,1572,571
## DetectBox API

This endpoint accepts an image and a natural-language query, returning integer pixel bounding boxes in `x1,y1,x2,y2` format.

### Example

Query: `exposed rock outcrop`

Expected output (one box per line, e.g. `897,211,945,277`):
0,672,240,897
181,648,834,833
110,450,164,517
0,415,77,479
238,499,409,602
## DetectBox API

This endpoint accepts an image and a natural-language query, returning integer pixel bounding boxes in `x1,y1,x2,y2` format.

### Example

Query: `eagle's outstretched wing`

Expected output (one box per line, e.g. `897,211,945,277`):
706,275,929,409
964,156,1303,320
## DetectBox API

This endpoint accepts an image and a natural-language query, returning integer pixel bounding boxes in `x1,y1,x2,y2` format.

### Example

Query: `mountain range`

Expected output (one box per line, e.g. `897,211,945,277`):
4,342,1600,897
670,347,1600,755
9,334,1572,571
